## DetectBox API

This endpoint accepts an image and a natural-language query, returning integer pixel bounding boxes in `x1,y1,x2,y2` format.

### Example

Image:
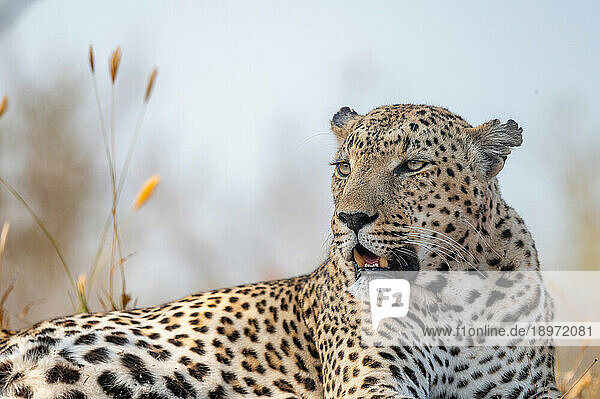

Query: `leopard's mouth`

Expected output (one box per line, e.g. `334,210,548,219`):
353,244,419,272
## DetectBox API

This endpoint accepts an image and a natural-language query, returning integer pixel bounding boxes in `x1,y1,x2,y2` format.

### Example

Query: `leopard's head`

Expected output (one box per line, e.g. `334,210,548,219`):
329,104,523,273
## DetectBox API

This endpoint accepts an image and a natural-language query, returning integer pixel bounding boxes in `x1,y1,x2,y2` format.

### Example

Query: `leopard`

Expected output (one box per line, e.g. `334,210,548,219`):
0,104,560,399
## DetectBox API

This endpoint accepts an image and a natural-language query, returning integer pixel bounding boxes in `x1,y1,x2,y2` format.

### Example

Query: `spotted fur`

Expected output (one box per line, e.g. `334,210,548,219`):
0,104,559,398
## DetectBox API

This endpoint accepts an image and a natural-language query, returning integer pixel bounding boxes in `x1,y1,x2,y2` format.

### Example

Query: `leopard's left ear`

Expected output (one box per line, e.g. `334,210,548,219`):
464,119,523,179
331,106,361,145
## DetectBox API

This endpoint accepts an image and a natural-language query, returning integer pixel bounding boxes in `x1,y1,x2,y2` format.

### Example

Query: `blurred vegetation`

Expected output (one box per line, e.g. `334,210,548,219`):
554,110,600,396
564,152,600,271
0,78,95,328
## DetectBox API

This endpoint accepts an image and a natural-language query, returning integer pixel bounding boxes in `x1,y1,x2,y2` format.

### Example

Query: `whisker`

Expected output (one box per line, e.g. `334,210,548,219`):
404,232,477,264
401,226,484,275
403,225,477,262
391,252,408,269
394,247,418,259
458,217,503,259
406,232,477,259
402,240,456,269
403,239,461,265
403,239,484,276
404,235,471,266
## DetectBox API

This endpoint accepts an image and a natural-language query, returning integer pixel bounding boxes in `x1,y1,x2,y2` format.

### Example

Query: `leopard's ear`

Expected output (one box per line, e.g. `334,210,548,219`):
331,106,361,145
464,119,523,179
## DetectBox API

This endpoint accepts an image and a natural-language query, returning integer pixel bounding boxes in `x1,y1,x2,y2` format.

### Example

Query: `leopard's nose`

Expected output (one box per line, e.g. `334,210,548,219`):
337,211,379,234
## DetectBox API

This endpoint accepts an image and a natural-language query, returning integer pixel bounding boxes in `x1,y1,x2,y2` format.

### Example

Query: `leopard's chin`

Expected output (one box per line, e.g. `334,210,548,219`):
352,244,419,272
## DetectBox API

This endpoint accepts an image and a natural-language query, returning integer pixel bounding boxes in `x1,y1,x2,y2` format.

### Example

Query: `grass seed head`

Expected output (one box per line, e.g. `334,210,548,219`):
88,45,95,74
109,47,122,84
133,175,161,210
0,95,7,119
77,274,86,296
145,68,158,103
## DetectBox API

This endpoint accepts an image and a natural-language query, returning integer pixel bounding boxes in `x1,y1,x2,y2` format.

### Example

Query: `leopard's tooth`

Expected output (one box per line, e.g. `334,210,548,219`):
353,248,366,268
380,257,389,268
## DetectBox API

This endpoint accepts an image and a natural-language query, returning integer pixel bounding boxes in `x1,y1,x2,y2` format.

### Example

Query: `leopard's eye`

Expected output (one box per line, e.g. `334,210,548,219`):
406,160,426,171
393,160,429,176
335,162,351,178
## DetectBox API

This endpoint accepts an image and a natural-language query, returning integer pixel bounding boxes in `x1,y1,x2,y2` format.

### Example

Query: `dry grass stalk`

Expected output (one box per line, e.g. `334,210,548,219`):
106,46,125,310
121,292,132,310
0,177,78,292
0,222,10,328
133,175,161,210
0,222,9,276
0,95,7,119
566,374,592,398
109,47,122,84
0,284,14,329
87,46,116,303
76,274,87,313
559,358,599,399
145,68,158,103
86,45,159,311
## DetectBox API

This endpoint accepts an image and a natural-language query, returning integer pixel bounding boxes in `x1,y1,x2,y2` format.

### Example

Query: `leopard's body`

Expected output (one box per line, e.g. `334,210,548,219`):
0,104,560,399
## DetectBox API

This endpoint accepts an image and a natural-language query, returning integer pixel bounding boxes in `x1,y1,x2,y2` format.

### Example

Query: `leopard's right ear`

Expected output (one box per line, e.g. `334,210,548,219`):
331,106,361,145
